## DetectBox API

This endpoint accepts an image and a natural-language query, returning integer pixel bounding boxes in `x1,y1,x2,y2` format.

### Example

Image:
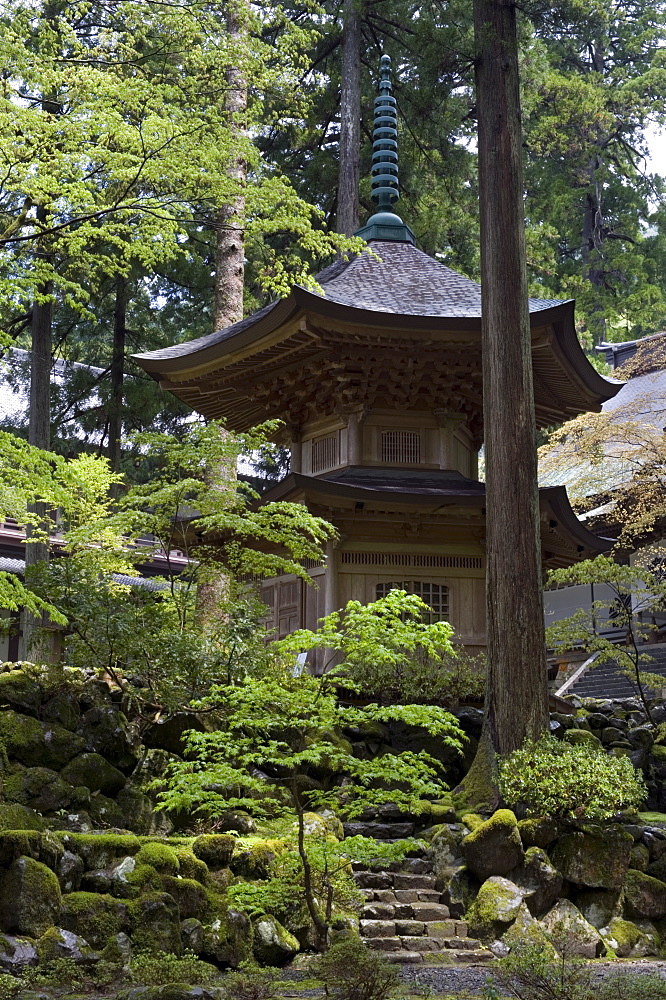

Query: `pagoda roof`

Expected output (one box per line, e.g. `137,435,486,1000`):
132,240,621,434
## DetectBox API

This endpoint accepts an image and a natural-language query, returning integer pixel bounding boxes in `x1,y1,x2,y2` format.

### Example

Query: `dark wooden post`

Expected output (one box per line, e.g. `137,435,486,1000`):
474,0,549,754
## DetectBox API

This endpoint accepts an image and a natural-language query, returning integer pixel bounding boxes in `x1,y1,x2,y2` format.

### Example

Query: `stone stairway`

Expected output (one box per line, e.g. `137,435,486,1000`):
567,643,666,700
353,862,494,965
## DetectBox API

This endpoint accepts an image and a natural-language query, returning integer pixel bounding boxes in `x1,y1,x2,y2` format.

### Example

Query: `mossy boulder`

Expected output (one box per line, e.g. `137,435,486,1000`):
202,910,252,968
252,915,300,966
180,917,204,954
161,877,209,921
517,817,559,849
0,671,42,715
212,810,256,835
502,901,557,957
76,706,137,773
600,916,658,957
442,865,478,918
0,831,63,870
135,842,180,875
144,713,205,756
0,803,44,832
5,767,74,813
62,832,141,869
0,856,61,936
88,792,125,828
60,892,130,948
574,889,622,929
429,826,460,884
624,868,666,919
60,753,126,796
56,850,85,893
130,892,182,955
550,826,632,890
563,729,602,749
125,863,163,894
37,926,99,966
42,690,81,732
461,809,524,881
173,848,208,884
461,813,484,832
540,899,606,958
467,876,524,939
192,835,235,870
115,787,160,836
512,847,563,917
0,934,38,972
630,843,650,872
0,711,84,769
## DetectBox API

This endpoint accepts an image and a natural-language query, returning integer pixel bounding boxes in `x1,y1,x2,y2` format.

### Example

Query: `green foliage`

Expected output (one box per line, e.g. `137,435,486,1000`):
276,590,468,704
218,964,279,1000
498,734,646,821
129,949,219,986
310,937,401,1000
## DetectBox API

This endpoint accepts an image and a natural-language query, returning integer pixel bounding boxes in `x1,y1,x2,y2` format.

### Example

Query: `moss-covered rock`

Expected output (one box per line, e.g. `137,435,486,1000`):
512,847,563,917
76,706,137,773
115,787,159,836
461,809,524,881
624,868,666,919
574,889,622,930
201,910,252,968
550,826,632,890
0,671,42,715
467,876,524,939
180,917,204,954
517,817,559,849
173,848,208,884
143,714,205,756
135,842,180,875
0,934,38,972
429,826,460,885
61,832,141,869
0,831,63,870
0,711,84,769
60,753,126,796
461,813,484,832
161,877,209,921
442,865,478,918
502,901,557,957
125,863,163,894
42,690,81,732
56,850,85,893
631,843,650,872
37,926,99,965
129,892,182,955
5,767,74,813
563,729,602,749
229,839,284,880
0,803,44,832
600,916,658,957
252,915,299,966
192,835,235,870
60,892,130,948
540,899,606,958
88,792,126,828
0,856,61,936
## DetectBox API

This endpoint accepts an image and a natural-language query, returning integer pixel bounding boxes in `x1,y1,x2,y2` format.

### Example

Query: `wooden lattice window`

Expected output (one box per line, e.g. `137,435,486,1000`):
311,433,339,472
376,581,449,622
381,430,421,464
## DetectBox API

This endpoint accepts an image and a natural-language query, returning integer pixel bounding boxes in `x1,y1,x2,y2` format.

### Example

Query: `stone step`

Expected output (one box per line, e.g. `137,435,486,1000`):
393,873,437,890
373,889,397,904
442,937,479,950
362,937,403,952
423,919,456,938
354,872,393,889
382,952,424,964
444,949,496,964
360,920,396,938
409,902,451,921
362,903,396,920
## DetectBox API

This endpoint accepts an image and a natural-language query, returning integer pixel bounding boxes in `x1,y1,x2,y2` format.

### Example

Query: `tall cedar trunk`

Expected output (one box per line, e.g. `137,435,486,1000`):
337,0,361,236
213,2,246,331
474,0,548,755
108,274,127,474
197,1,248,628
23,203,53,654
580,39,606,344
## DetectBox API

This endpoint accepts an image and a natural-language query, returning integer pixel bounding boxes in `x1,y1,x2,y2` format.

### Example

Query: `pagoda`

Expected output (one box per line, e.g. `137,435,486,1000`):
133,56,621,660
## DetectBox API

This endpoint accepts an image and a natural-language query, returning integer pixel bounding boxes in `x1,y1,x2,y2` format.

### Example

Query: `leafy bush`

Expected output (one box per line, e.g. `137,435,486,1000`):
129,949,219,986
498,734,646,820
486,939,666,1000
218,964,280,1000
311,937,400,1000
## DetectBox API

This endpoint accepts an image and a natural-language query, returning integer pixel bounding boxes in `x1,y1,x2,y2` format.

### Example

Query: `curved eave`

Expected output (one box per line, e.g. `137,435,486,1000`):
258,474,612,562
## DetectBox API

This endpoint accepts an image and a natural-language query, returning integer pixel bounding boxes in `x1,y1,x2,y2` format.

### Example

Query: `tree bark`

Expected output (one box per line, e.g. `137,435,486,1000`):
108,274,126,474
213,1,247,331
337,0,362,236
474,0,548,755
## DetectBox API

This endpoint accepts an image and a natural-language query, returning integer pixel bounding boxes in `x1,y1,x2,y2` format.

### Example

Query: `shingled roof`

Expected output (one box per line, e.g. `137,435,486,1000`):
315,241,561,318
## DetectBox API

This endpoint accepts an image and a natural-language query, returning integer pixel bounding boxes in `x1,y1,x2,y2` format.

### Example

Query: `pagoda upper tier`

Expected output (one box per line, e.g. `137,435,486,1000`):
134,240,621,446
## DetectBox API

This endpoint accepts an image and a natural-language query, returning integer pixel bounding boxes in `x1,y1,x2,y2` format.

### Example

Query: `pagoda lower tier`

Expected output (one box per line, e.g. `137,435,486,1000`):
254,467,611,666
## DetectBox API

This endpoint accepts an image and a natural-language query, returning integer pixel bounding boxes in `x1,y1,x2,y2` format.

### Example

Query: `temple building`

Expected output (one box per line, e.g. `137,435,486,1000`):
133,56,621,662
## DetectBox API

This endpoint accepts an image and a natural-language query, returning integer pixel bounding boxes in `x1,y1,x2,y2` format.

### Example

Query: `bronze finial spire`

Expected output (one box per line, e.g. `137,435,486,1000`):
355,54,415,244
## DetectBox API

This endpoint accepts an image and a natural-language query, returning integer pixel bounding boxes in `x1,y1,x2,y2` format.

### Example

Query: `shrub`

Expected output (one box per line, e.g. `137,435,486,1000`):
498,734,646,820
218,964,280,1000
129,949,219,986
310,937,400,1000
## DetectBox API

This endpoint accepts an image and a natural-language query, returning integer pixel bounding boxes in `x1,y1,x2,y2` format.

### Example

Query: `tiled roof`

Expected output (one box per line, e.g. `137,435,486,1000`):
317,241,563,318
321,466,486,496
